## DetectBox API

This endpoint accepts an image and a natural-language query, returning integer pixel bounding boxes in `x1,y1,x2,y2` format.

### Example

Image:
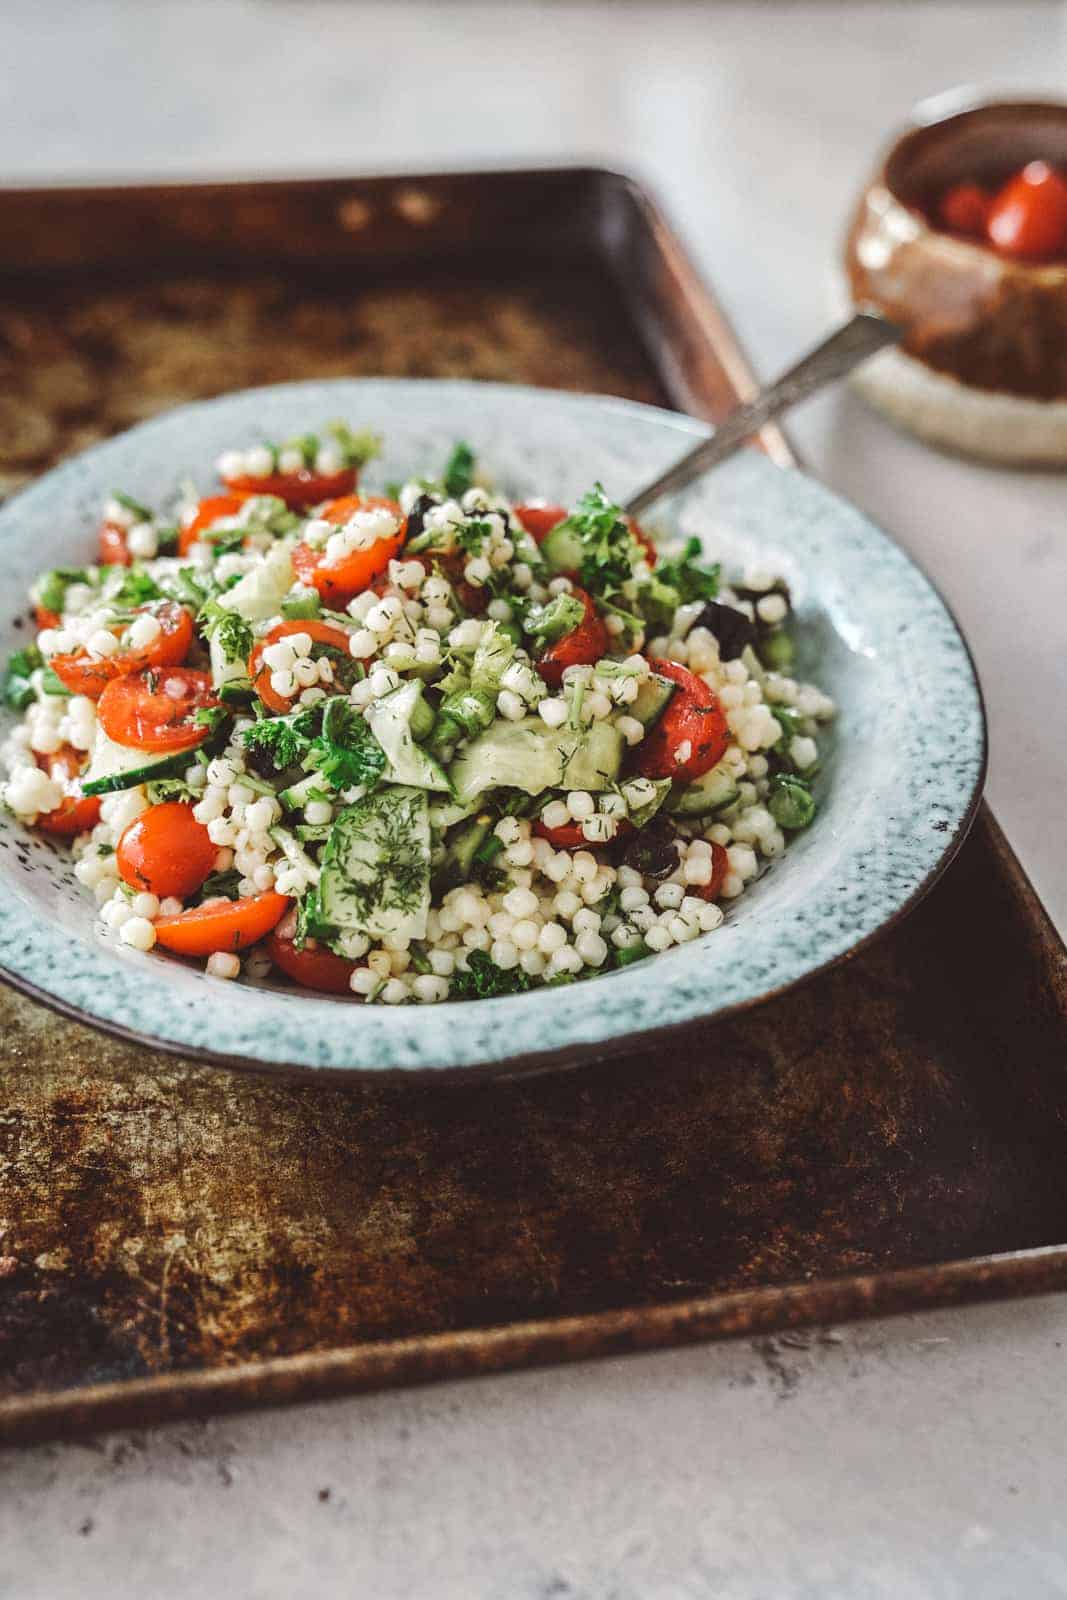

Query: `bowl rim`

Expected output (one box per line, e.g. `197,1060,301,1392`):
0,377,988,1080
875,92,1067,281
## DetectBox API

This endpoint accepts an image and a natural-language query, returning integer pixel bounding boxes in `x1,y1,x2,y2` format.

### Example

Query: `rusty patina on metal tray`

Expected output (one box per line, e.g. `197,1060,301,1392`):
0,168,1065,1445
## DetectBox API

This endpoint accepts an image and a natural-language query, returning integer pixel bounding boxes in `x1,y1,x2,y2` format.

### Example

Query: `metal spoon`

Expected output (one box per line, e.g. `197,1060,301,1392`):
624,311,900,517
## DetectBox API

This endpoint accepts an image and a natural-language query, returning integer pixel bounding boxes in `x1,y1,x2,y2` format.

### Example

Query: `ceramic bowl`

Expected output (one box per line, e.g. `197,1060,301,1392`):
0,379,986,1077
843,95,1067,462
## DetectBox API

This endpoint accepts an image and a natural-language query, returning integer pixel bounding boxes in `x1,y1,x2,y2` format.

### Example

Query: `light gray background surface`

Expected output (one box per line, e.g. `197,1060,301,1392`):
2,2,1066,1595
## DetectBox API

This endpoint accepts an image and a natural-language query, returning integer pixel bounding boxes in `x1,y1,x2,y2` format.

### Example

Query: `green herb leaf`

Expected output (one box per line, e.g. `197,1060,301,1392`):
307,697,387,792
326,422,382,470
449,949,533,1000
653,537,719,606
191,866,243,905
442,441,476,499
110,567,162,608
34,567,90,615
558,484,640,597
198,598,254,664
193,705,229,733
241,711,314,772
111,489,153,521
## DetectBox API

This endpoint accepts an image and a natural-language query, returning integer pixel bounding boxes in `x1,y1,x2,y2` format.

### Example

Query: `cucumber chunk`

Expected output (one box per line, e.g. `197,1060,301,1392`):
318,785,431,943
81,728,192,796
540,519,583,574
629,672,676,729
364,681,450,792
449,718,623,806
663,759,739,819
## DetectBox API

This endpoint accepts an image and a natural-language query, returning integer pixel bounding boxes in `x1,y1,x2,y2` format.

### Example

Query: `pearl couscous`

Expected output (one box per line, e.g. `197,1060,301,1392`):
0,429,834,1002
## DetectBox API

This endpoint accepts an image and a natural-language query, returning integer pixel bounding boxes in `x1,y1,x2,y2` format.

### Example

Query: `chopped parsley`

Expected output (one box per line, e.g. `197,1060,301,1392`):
442,441,476,499
109,566,162,608
652,536,720,606
242,711,313,772
191,867,243,904
450,950,533,1000
562,484,641,596
242,697,386,792
34,567,90,616
308,697,387,792
193,704,230,734
199,598,254,664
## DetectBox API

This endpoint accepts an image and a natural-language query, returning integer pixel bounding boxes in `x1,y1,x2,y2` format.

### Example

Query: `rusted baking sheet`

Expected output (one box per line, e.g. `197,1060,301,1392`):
0,168,1065,1444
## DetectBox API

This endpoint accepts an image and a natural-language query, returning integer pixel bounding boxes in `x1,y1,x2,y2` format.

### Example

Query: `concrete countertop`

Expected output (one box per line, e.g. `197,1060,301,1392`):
1,2,1065,1594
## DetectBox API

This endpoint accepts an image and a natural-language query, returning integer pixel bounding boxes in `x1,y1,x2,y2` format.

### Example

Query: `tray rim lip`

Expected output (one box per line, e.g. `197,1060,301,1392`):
0,374,988,1080
3,1236,1067,1447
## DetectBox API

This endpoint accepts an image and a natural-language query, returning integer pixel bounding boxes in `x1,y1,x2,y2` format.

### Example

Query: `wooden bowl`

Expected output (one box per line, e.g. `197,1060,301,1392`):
843,97,1067,463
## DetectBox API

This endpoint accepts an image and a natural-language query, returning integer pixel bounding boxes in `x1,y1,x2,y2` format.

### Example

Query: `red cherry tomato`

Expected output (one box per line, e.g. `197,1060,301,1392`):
179,493,249,557
533,816,633,850
691,840,729,902
633,659,729,783
35,605,61,630
938,181,991,238
291,495,407,604
267,911,357,995
98,667,219,753
154,891,290,957
116,801,217,898
514,504,568,543
222,467,357,509
987,161,1067,262
249,619,354,714
537,586,609,688
50,602,195,699
98,521,131,566
33,746,101,837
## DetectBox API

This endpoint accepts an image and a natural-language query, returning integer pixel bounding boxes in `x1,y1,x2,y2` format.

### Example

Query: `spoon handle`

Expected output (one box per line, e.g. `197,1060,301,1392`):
623,311,900,517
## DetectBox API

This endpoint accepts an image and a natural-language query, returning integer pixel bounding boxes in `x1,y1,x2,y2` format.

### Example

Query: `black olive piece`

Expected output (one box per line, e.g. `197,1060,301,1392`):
244,742,283,779
404,492,438,541
618,815,681,880
693,600,756,661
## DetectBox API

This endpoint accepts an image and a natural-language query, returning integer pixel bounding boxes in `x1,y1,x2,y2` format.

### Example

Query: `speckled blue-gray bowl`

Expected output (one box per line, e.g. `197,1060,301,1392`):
0,380,985,1078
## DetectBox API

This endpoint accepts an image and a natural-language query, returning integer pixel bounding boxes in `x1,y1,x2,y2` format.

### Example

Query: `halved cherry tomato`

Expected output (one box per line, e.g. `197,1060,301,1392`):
98,521,131,566
291,495,407,605
179,493,249,557
537,585,609,689
221,467,357,509
533,816,634,850
691,840,729,902
35,605,61,630
50,602,195,698
98,667,219,753
515,504,568,543
116,801,217,898
34,746,101,837
633,658,729,783
154,890,291,957
249,619,354,714
267,910,357,995
987,161,1067,262
938,181,991,238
